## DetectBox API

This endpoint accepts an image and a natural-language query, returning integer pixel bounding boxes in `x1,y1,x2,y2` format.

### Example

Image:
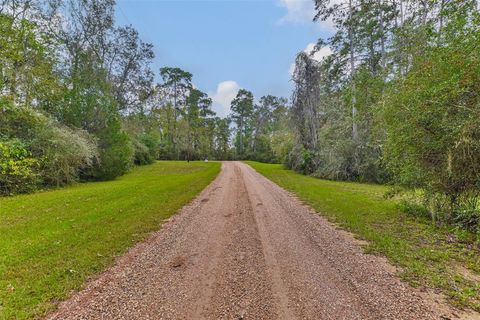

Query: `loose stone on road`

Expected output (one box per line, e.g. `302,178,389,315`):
47,161,464,320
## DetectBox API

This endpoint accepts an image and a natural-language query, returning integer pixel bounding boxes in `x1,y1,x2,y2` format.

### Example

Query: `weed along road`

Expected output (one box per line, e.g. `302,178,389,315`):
47,162,460,320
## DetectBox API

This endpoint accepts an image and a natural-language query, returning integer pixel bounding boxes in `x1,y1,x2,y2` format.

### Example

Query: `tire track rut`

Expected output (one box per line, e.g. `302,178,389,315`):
46,161,465,320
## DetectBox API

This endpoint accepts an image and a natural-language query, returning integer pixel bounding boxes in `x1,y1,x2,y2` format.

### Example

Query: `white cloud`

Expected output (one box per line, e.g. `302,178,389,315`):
289,42,333,76
210,80,241,118
304,43,333,61
276,0,338,31
277,0,316,24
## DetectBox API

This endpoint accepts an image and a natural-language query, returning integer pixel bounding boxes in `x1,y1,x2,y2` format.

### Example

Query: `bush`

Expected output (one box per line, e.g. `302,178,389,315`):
0,102,99,191
133,139,151,165
270,130,294,164
0,102,45,140
453,195,480,232
398,198,432,220
248,134,276,163
132,133,159,165
0,139,39,195
87,121,133,181
33,124,98,186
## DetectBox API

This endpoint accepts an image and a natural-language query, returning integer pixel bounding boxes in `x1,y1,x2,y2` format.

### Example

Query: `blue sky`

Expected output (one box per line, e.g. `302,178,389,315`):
115,0,333,117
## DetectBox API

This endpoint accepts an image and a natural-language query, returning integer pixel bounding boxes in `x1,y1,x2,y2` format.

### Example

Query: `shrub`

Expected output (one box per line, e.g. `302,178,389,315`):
398,198,432,220
87,121,134,181
0,139,39,195
133,138,151,165
453,195,480,232
33,124,98,186
132,133,159,165
0,101,44,140
0,102,99,190
270,130,294,164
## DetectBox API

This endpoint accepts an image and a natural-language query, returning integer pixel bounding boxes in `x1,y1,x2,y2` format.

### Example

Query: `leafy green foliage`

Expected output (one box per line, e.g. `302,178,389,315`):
230,92,290,162
0,1,236,197
88,125,133,181
0,102,98,193
287,0,480,232
0,13,63,109
231,89,254,158
147,68,234,161
133,133,160,165
33,124,98,186
382,9,480,229
0,139,39,195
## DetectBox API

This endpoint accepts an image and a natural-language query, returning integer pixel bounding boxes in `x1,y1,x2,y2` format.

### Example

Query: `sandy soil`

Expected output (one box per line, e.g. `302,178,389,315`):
46,161,471,320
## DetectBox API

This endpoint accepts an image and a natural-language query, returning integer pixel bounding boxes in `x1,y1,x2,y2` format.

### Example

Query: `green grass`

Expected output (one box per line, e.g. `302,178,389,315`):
245,161,480,312
0,161,220,319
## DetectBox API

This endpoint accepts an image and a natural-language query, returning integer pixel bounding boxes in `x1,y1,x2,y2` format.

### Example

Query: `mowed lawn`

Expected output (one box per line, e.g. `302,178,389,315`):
246,161,480,312
0,161,220,319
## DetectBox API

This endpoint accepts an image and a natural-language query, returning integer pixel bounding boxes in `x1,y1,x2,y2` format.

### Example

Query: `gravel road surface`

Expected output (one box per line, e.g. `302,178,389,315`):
47,161,466,320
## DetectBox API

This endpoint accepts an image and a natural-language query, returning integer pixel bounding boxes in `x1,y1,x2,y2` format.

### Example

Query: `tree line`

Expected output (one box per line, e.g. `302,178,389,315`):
0,0,291,196
0,0,235,195
230,90,291,162
288,0,480,231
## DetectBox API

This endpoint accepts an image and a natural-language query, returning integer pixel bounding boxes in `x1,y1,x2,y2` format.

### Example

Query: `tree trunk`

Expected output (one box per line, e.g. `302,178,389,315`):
378,0,386,71
348,0,358,140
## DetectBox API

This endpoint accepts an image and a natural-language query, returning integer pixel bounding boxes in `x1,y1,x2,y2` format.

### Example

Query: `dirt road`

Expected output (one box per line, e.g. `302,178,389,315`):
47,161,462,319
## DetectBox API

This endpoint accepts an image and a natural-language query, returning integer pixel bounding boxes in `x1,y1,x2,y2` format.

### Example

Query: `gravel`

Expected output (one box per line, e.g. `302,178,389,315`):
46,161,466,320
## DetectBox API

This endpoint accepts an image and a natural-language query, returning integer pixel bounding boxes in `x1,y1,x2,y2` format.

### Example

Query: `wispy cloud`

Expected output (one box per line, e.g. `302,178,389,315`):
276,0,316,25
276,0,336,31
